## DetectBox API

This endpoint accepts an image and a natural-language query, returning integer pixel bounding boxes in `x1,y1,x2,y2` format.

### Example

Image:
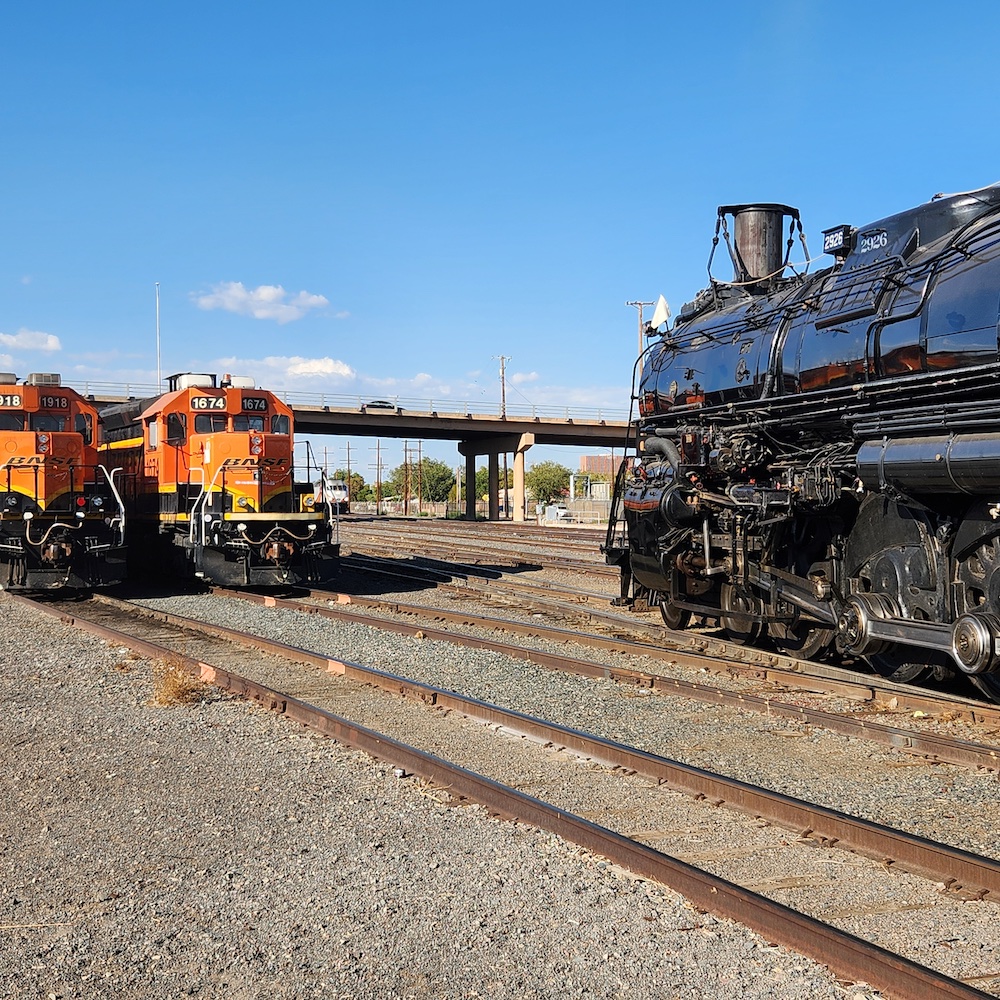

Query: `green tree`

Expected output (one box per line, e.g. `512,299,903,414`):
386,458,456,502
473,464,513,501
524,460,571,503
421,458,456,502
475,465,490,501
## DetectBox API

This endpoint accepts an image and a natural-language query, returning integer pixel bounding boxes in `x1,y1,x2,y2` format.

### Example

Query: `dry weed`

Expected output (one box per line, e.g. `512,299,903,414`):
150,659,209,707
112,651,142,673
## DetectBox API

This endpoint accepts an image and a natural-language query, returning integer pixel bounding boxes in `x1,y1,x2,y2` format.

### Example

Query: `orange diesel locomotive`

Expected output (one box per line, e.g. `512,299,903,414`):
0,373,126,589
100,372,339,586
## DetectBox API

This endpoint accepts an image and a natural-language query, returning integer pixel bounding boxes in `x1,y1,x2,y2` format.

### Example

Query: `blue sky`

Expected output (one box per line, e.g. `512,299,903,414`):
4,2,1000,471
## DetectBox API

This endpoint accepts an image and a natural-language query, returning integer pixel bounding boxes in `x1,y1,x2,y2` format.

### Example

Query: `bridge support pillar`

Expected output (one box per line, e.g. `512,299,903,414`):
488,453,500,521
512,432,534,522
464,452,476,520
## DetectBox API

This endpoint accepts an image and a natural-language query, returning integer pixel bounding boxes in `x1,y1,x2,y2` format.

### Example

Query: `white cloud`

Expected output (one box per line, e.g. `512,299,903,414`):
193,281,330,324
285,357,356,378
511,371,539,385
211,355,357,386
0,328,61,352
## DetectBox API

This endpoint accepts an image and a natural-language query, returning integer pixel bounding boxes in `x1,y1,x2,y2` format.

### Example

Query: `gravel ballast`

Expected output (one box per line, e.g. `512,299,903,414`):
1,598,872,999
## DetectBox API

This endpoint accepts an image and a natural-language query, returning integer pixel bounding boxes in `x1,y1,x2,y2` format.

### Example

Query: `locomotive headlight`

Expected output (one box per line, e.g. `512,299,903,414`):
5,494,18,508
22,511,33,520
75,510,86,519
37,434,49,444
251,445,262,455
38,442,49,454
251,435,262,446
91,496,105,509
304,496,315,508
236,522,247,532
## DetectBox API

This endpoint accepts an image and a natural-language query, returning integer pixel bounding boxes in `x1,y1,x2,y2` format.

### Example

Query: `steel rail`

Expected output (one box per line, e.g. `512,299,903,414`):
218,587,1000,769
344,537,618,577
337,553,1000,724
67,592,1000,899
10,591,993,1000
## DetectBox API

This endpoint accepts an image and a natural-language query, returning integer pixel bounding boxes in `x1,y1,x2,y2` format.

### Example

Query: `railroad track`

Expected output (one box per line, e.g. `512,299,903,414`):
221,585,1000,771
13,589,1000,997
340,521,616,577
338,529,1000,710
330,553,1000,723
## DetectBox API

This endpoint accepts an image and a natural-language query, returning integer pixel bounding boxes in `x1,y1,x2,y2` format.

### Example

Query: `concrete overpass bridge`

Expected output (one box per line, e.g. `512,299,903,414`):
81,382,631,521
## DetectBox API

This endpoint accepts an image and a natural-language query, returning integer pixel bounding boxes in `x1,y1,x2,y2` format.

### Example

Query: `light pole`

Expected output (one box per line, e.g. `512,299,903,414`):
155,282,161,387
626,300,654,369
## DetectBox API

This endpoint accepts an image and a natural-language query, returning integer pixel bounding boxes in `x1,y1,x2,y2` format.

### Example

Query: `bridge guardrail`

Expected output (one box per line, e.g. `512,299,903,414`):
68,381,630,424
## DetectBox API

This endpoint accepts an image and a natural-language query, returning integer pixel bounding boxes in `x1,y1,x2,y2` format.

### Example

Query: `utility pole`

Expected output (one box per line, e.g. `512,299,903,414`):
416,441,423,517
626,300,654,372
403,440,410,517
493,354,511,418
370,440,383,515
493,356,511,517
344,441,352,502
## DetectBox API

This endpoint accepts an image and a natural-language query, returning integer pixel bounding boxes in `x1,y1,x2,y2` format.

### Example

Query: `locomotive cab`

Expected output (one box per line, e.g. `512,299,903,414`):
0,373,126,589
101,372,339,587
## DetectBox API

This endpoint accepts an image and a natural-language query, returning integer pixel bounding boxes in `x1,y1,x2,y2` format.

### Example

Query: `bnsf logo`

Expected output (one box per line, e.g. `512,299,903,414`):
222,457,285,467
7,455,73,466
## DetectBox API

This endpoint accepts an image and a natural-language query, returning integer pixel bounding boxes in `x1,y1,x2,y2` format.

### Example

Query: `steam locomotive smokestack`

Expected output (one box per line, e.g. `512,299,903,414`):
720,203,799,289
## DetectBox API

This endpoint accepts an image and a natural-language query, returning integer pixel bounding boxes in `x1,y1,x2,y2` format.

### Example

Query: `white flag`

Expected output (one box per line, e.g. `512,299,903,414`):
650,294,671,330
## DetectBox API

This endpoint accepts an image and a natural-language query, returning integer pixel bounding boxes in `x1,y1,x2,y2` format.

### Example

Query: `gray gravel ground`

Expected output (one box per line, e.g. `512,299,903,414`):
1,597,880,999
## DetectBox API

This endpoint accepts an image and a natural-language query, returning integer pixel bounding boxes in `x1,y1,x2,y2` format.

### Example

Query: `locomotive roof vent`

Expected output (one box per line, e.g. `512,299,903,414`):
0,373,17,385
712,203,806,293
170,372,217,391
25,372,61,386
220,374,256,389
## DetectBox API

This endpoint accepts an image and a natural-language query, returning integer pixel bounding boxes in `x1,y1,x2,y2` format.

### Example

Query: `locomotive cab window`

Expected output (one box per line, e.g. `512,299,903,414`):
74,412,93,445
146,418,158,448
166,412,187,443
194,414,228,434
270,414,289,435
233,414,264,432
29,413,67,433
0,413,25,431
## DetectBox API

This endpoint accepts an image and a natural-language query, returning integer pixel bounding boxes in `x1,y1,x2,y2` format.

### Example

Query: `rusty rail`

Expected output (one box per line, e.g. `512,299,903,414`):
11,590,994,1000
219,587,1000,768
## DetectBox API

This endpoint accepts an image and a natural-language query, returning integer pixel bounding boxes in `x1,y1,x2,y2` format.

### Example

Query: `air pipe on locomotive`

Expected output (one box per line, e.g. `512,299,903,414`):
604,183,1000,700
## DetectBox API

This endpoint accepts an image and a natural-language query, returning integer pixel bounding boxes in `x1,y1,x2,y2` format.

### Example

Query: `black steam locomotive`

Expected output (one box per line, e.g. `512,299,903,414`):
605,183,1000,700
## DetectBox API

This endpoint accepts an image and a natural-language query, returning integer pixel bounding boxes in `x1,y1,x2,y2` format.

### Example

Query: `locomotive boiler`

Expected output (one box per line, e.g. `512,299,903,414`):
605,183,1000,701
100,372,339,587
0,372,126,589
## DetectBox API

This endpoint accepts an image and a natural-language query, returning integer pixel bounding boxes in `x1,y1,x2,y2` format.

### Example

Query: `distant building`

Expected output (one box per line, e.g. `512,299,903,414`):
579,454,622,477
